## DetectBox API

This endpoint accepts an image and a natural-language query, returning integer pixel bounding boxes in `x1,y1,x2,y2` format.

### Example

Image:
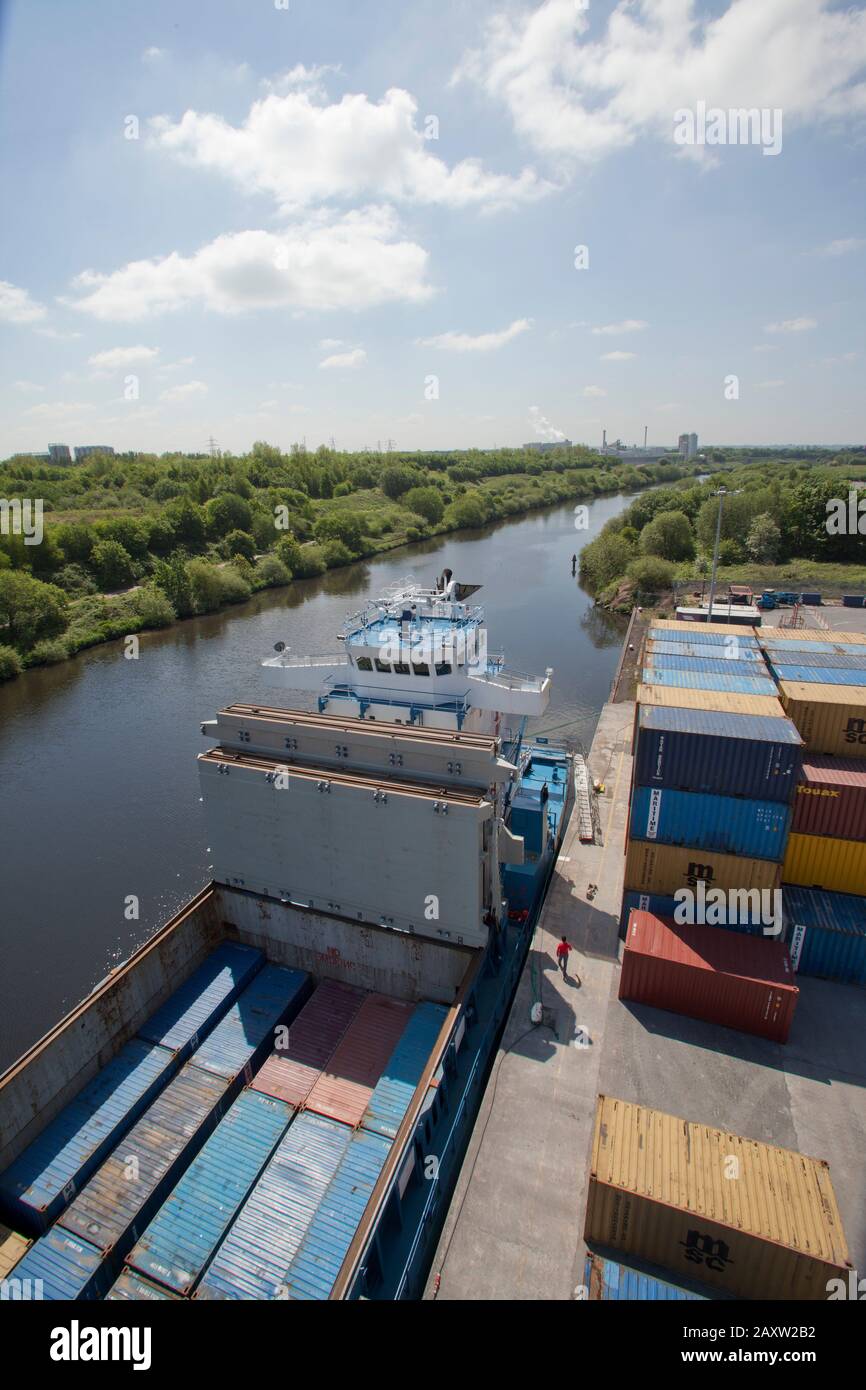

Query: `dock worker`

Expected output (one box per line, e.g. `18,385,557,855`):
556,936,572,978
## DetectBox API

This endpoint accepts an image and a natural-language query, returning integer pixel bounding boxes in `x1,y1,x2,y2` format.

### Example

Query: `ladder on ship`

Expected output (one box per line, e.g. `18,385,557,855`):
574,753,594,842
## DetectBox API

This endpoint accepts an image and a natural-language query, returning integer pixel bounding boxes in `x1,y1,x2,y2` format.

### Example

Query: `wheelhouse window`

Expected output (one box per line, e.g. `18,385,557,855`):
412,661,430,675
435,662,452,675
356,656,373,671
393,662,410,675
375,658,392,673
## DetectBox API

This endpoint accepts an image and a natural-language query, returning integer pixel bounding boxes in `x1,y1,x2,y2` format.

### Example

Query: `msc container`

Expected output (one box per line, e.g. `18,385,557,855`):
304,993,414,1127
583,1252,708,1301
619,891,775,937
640,668,777,696
361,1001,448,1139
624,838,781,897
782,832,866,896
57,1063,232,1261
188,963,312,1084
783,886,866,986
195,1111,354,1300
636,685,785,718
651,619,758,639
629,786,791,861
646,641,765,662
0,1038,176,1235
127,1089,292,1296
620,911,798,1042
584,1095,851,1300
791,757,866,839
777,682,866,758
643,654,768,678
770,664,866,685
106,1268,180,1301
6,1227,109,1300
250,978,366,1108
0,1222,30,1279
633,706,802,804
137,940,263,1059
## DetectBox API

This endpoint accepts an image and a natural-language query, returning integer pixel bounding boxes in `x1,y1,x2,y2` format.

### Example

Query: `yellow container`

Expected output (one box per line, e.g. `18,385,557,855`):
585,1095,851,1300
651,618,758,638
761,629,866,644
778,681,866,757
0,1222,31,1280
624,837,780,897
783,832,866,895
636,684,785,718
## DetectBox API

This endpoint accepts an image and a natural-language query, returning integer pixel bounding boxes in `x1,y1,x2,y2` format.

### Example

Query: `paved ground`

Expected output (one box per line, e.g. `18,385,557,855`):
762,605,866,635
426,690,866,1302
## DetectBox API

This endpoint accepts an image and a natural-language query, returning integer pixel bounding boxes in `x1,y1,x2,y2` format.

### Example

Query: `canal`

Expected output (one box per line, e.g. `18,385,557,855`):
0,489,633,1070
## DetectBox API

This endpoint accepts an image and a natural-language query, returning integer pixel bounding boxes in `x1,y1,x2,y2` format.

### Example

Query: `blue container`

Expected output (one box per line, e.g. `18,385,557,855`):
641,668,777,695
0,1039,176,1235
107,1268,180,1300
585,1253,708,1301
138,941,264,1059
768,652,866,669
195,1111,354,1300
644,653,768,677
800,592,822,605
769,664,866,685
189,964,312,1083
7,1227,109,1300
281,1127,392,1301
362,1002,448,1140
619,890,774,937
649,628,758,648
127,1089,292,1296
634,706,802,804
630,785,791,860
783,886,866,986
843,595,865,607
647,641,766,662
760,640,862,655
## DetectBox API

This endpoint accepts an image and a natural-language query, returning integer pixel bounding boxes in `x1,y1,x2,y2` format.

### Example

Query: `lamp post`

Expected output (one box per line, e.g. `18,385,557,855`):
706,486,727,621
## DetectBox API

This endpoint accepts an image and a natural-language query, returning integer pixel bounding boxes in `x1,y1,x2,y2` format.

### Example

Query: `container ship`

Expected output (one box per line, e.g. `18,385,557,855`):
0,573,573,1301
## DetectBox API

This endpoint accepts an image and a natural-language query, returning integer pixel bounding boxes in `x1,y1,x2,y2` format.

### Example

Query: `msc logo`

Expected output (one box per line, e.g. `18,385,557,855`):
844,718,866,745
680,1229,733,1273
685,862,715,888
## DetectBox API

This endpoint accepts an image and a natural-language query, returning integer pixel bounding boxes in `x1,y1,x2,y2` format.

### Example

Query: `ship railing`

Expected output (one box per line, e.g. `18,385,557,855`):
269,651,347,667
324,681,471,715
471,665,548,692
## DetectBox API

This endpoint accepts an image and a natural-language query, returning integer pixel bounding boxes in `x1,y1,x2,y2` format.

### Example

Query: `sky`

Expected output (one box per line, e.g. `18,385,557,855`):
0,0,864,457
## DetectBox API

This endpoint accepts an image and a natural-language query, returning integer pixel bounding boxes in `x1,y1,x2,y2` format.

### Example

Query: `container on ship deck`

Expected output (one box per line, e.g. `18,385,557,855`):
584,1095,851,1300
791,757,866,839
629,785,791,861
761,639,866,656
0,1221,30,1279
768,651,866,670
633,705,802,804
782,832,866,896
783,886,866,986
770,664,866,686
106,1268,181,1301
640,668,777,696
137,940,264,1059
5,1227,110,1300
648,629,759,649
583,1251,709,1301
646,640,765,662
777,682,866,757
361,1000,449,1139
304,993,414,1127
624,838,781,898
620,911,798,1042
761,629,866,644
618,890,775,938
250,978,366,1108
636,685,785,718
187,964,312,1084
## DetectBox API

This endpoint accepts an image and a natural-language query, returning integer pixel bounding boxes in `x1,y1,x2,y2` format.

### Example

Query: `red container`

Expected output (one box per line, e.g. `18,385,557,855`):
305,993,414,1126
250,979,366,1108
792,756,866,841
620,911,798,1043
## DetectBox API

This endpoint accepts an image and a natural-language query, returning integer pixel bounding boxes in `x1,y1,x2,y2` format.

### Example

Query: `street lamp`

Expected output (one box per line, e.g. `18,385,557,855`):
706,486,727,621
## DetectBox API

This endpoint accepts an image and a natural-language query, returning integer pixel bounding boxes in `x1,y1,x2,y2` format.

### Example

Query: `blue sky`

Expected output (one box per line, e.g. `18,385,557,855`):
1,0,864,456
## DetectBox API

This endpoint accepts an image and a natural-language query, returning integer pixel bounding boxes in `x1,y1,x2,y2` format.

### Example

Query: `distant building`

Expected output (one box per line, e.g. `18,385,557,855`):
689,432,698,459
523,440,572,451
75,445,115,463
48,443,72,465
678,432,699,460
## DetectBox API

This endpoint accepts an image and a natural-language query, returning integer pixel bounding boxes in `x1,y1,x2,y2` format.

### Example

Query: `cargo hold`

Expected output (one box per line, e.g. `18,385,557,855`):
137,941,264,1058
250,978,366,1109
304,993,415,1127
6,1227,110,1300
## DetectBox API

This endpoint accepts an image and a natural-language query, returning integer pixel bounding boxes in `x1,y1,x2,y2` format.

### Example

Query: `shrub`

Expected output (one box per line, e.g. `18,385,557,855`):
380,466,422,499
640,510,695,562
131,585,176,629
0,643,23,680
27,637,69,666
628,555,675,593
292,544,327,578
321,539,354,569
90,539,135,589
275,535,300,573
406,527,425,542
205,492,252,538
0,571,69,649
314,513,364,552
444,492,487,529
152,554,195,618
253,554,291,589
53,563,98,596
187,559,252,612
222,529,257,562
403,486,444,525
579,531,632,593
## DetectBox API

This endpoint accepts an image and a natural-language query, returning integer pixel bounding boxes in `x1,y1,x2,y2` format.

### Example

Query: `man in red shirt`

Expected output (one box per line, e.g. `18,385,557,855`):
555,936,572,978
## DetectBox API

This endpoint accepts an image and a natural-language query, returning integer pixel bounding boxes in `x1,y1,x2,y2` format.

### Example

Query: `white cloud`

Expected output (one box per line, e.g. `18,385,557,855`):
764,317,817,333
160,380,208,401
143,47,166,62
35,326,82,340
88,345,160,369
157,356,195,374
815,237,865,256
592,319,648,336
319,348,367,370
63,209,433,320
0,280,47,324
151,83,550,212
319,337,344,350
600,350,636,361
583,385,606,397
25,400,95,419
528,405,565,442
13,380,46,393
417,317,532,352
457,0,866,166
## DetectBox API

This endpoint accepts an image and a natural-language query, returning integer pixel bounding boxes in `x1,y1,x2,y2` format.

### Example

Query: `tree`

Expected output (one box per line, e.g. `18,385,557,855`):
164,498,206,547
205,493,252,538
0,571,68,649
628,555,675,593
89,539,135,590
579,530,632,593
444,492,487,529
640,510,695,562
223,529,257,562
746,513,782,564
153,554,194,618
404,486,444,525
381,466,421,499
314,513,364,552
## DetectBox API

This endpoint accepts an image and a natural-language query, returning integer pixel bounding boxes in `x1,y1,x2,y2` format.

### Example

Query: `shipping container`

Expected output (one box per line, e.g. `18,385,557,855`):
584,1095,851,1300
643,654,769,677
304,993,415,1127
769,664,866,686
783,886,866,986
649,629,760,650
620,911,798,1042
624,839,782,897
646,640,765,662
126,1089,292,1296
6,1227,110,1300
185,963,312,1084
619,890,775,937
842,595,865,607
782,832,866,896
640,668,777,695
777,682,866,758
761,639,864,656
106,1268,180,1301
801,592,822,605
630,786,791,860
195,1111,354,1300
651,619,758,638
250,978,366,1108
791,756,866,840
0,1038,176,1235
361,1001,448,1139
137,941,263,1059
583,1252,709,1301
762,629,866,644
0,1221,30,1279
767,651,866,669
636,685,785,718
633,706,802,804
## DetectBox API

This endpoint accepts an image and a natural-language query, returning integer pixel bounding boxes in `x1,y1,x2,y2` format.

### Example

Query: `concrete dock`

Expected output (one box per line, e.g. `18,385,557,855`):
427,690,866,1301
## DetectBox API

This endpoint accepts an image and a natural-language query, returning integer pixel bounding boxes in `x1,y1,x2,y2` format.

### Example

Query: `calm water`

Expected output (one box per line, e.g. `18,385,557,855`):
0,491,633,1070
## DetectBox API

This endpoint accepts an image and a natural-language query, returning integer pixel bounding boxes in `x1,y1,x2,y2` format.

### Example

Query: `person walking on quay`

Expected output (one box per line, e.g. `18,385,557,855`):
556,935,572,978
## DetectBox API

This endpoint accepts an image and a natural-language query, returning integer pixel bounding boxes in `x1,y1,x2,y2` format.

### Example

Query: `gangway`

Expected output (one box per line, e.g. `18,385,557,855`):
574,753,594,843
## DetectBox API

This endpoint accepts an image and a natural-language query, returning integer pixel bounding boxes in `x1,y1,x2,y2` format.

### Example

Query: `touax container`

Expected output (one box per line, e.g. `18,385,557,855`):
633,706,802,803
792,757,866,840
630,786,791,860
584,1095,851,1301
783,886,866,986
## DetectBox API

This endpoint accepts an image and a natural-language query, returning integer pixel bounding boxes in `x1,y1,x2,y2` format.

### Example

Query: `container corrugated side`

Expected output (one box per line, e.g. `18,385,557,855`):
651,619,759,639
106,1268,180,1301
778,682,866,757
126,1089,292,1296
634,706,802,804
186,963,312,1084
770,664,866,686
194,1111,353,1300
361,1001,448,1139
636,685,785,718
762,639,866,656
280,1127,392,1301
646,642,764,662
768,651,866,670
620,912,798,1042
782,832,866,896
0,1222,30,1279
137,941,263,1058
641,668,777,695
630,786,791,861
619,891,777,937
6,1227,110,1300
0,1038,176,1235
783,886,866,986
624,839,781,897
250,978,366,1108
761,629,866,644
305,993,415,1127
643,653,769,677
57,1063,232,1260
584,1252,708,1301
584,1095,851,1300
791,757,866,839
